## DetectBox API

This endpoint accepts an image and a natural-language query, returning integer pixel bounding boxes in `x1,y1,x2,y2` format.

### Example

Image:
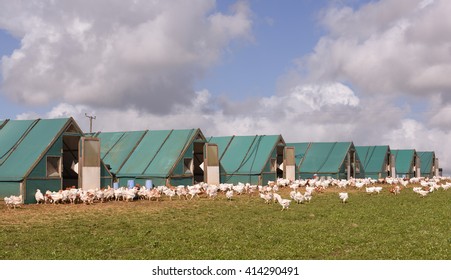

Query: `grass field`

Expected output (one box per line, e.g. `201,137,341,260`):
1,185,450,260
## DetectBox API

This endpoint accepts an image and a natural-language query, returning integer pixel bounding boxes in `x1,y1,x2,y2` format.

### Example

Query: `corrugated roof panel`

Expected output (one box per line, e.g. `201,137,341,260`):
119,130,172,176
237,135,280,174
392,149,414,174
356,146,388,174
296,142,352,173
300,143,328,173
143,129,196,177
209,135,282,175
97,131,146,174
297,143,332,173
318,142,351,173
0,119,37,165
418,151,434,176
96,132,126,159
355,146,370,167
0,118,69,180
216,136,258,174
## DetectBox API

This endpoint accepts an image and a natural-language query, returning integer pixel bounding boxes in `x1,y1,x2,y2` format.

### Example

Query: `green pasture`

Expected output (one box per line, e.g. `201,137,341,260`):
1,186,450,260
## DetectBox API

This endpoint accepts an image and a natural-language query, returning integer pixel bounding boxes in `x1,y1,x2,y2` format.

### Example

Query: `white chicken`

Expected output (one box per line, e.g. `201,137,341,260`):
226,190,233,201
374,186,383,194
163,188,176,200
416,190,429,197
35,189,45,204
366,186,375,194
176,186,188,200
355,181,365,190
5,195,23,208
233,183,245,195
294,192,305,204
339,192,348,203
304,192,312,203
389,185,401,195
188,186,201,200
259,192,273,204
273,193,291,211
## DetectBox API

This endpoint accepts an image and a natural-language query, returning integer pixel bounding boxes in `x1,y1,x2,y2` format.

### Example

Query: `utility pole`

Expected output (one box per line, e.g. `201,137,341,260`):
85,113,96,133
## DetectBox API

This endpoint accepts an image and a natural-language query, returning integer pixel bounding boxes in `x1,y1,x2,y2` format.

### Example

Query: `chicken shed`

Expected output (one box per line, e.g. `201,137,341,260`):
94,128,220,187
391,149,420,178
0,118,113,203
207,135,295,185
287,142,364,180
355,145,395,179
417,151,439,178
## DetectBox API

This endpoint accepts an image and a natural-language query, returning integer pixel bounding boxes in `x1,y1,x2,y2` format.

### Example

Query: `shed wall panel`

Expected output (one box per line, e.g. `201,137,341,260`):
169,177,194,187
25,179,61,204
0,181,20,198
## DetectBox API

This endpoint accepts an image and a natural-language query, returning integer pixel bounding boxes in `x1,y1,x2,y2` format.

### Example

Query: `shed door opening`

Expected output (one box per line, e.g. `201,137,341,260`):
193,142,204,184
62,135,80,189
345,150,356,179
276,145,284,179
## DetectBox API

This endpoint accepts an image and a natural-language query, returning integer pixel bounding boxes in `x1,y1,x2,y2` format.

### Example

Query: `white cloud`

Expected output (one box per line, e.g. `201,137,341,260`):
279,0,451,174
303,0,451,99
4,0,451,175
0,0,252,113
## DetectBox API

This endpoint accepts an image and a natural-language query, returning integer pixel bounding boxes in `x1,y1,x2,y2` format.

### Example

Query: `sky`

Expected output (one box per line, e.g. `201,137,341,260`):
1,0,450,175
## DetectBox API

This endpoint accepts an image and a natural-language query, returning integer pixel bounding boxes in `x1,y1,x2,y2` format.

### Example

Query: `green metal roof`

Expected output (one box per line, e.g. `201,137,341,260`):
119,130,172,176
392,149,415,174
209,135,284,175
143,129,198,177
356,145,389,174
96,131,147,174
287,142,353,174
96,129,202,178
0,118,74,181
417,151,434,176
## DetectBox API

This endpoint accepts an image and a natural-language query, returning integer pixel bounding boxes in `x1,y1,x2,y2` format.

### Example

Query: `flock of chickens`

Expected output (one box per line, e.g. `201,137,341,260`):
3,176,451,210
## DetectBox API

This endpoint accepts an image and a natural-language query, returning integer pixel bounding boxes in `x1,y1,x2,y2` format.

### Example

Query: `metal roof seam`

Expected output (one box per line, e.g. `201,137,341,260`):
247,135,264,175
226,135,259,176
317,142,338,173
0,119,9,130
297,142,312,170
335,142,352,174
0,119,41,166
367,146,377,170
141,129,174,175
101,132,126,160
219,135,235,161
116,130,149,174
